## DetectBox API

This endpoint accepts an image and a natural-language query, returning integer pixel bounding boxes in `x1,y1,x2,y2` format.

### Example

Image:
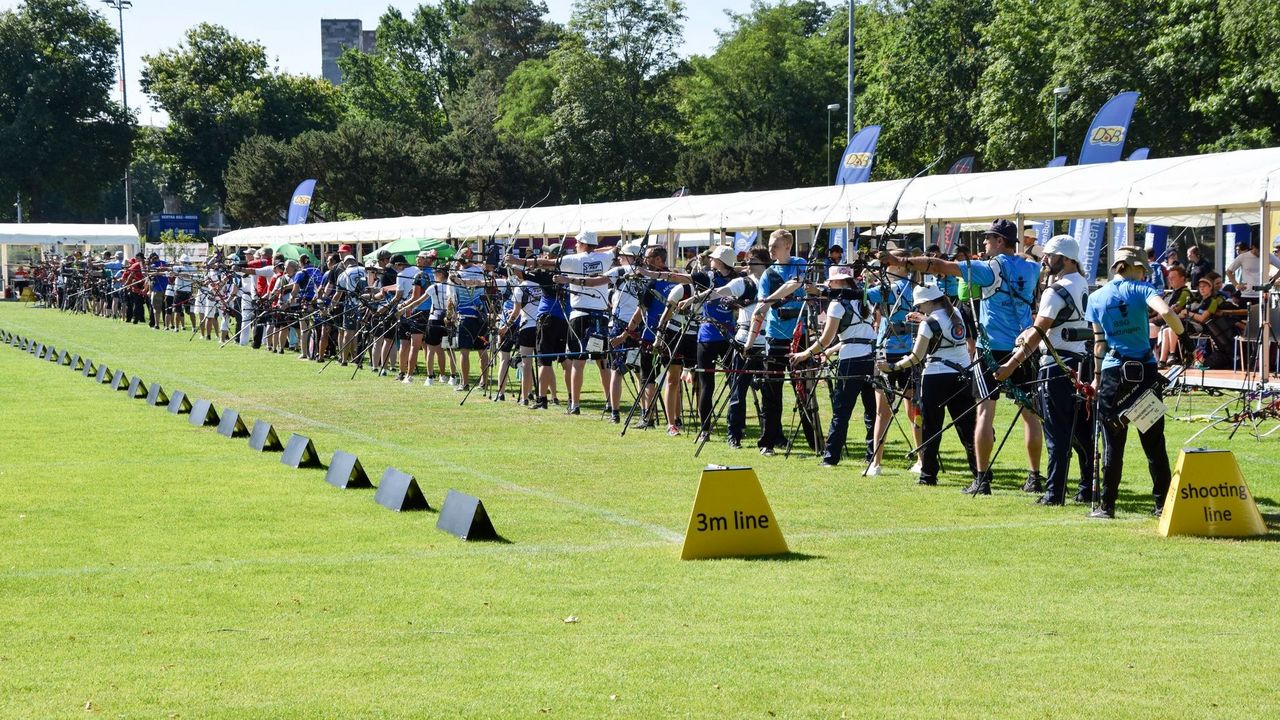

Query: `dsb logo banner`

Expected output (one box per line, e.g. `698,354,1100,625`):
1090,126,1126,146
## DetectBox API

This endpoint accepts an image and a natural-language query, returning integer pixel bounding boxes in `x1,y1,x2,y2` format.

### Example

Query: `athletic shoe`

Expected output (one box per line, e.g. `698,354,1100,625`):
962,472,992,496
297,354,310,361
727,438,742,450
667,424,681,436
635,418,655,430
569,405,581,415
395,373,405,382
820,461,837,468
532,396,548,410
494,393,505,402
551,398,561,406
917,477,937,486
696,431,711,444
611,411,621,424
908,460,923,474
865,464,881,477
1072,489,1092,504
1022,472,1044,494
1087,507,1115,520
759,447,774,457
1036,495,1064,506
378,368,388,377
1152,505,1163,517
456,383,470,392
424,377,433,386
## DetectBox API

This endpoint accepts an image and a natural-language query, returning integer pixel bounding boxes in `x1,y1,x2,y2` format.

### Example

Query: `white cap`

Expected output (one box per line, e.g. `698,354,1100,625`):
912,285,944,306
709,245,736,268
179,254,190,263
827,264,855,282
1042,234,1080,263
619,242,642,256
577,230,599,246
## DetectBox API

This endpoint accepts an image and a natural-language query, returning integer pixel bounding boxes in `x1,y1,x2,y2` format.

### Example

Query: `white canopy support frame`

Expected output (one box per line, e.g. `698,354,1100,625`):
0,223,139,294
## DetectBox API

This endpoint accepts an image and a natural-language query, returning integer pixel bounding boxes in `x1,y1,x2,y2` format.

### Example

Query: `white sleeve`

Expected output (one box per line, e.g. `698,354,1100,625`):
667,285,686,303
1037,286,1064,320
826,301,844,320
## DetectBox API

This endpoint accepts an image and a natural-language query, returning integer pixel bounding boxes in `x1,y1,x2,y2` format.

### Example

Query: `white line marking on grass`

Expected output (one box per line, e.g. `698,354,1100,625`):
7,323,685,543
1,540,676,580
788,516,1148,541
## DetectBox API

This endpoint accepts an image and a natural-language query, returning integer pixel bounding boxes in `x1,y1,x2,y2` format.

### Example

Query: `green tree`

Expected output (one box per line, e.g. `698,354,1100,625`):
1197,0,1280,150
0,0,132,220
338,2,469,139
223,135,297,226
456,0,563,82
858,0,993,179
141,23,341,210
675,1,844,192
546,0,686,201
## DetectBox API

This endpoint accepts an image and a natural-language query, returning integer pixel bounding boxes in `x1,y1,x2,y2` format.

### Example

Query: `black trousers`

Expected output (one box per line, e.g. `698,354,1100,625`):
1098,361,1170,511
860,381,877,459
1036,360,1095,502
126,293,145,324
822,356,874,465
726,346,763,443
918,372,978,483
761,339,819,450
696,339,731,433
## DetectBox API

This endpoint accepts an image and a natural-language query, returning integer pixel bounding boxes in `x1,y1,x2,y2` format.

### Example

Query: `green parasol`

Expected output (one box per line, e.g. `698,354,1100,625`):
269,242,319,265
372,238,456,263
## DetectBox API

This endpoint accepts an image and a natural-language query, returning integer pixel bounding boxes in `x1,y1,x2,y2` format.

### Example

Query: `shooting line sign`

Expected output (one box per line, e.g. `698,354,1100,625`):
681,466,788,560
1158,449,1267,538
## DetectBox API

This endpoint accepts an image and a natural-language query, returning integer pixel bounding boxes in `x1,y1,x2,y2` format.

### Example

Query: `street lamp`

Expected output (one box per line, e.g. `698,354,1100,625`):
1052,85,1069,161
826,103,841,184
102,0,132,227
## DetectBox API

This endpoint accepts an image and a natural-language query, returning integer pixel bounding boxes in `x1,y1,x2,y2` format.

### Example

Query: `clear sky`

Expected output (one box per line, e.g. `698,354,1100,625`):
1,0,757,125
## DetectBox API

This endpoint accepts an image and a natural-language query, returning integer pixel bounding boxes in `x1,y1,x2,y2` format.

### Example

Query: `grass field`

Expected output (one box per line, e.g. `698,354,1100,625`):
1,301,1278,719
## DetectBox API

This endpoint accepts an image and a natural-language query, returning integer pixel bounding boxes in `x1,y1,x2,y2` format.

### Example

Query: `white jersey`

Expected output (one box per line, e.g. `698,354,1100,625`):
825,298,876,360
560,251,613,317
425,283,454,321
665,284,695,333
513,280,543,329
395,266,420,298
173,265,194,293
606,265,642,324
918,307,970,376
1036,272,1089,363
728,276,765,348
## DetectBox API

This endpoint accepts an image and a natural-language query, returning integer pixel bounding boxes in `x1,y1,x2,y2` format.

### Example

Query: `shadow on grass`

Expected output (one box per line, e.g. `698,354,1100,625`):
741,551,823,562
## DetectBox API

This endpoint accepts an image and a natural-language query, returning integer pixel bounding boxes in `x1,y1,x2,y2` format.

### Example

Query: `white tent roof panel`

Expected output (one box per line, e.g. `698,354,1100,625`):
214,145,1280,247
0,223,139,246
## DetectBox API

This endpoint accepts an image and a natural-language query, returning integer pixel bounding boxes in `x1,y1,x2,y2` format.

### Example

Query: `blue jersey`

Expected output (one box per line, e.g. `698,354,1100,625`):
150,261,169,292
1086,277,1158,368
537,281,568,321
866,277,915,356
760,257,807,340
641,279,678,342
695,271,734,343
956,254,1038,351
293,267,324,301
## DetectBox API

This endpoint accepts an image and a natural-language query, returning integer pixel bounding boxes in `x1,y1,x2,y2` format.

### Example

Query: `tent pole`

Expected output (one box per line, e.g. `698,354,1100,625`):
1261,201,1272,380
1213,210,1224,276
1125,209,1136,248
1,244,8,296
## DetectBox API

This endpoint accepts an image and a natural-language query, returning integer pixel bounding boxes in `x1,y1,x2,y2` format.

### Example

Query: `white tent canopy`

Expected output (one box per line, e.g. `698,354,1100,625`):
0,223,139,246
214,146,1280,249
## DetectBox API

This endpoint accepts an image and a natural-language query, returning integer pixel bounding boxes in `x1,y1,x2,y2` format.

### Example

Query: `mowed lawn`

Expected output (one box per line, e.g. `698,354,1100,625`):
1,301,1278,719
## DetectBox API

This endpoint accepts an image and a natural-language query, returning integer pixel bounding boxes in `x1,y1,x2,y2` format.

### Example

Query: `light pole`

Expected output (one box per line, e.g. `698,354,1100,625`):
826,103,841,184
103,0,132,227
847,0,855,140
1052,85,1069,160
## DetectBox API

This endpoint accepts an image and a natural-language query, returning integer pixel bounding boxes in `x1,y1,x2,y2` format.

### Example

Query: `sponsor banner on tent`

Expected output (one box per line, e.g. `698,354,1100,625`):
287,179,317,225
829,126,882,251
938,155,976,255
1074,92,1140,279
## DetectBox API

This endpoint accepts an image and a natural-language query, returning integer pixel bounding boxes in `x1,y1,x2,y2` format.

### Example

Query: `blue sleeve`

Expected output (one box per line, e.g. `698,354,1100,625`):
955,260,994,287
1084,289,1102,325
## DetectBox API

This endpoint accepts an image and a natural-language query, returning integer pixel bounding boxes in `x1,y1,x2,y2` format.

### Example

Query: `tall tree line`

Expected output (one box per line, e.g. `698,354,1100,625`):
4,0,1280,226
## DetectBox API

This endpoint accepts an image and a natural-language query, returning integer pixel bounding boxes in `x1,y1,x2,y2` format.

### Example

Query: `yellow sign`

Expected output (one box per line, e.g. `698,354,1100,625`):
844,152,872,168
681,466,788,560
1269,208,1280,247
1158,449,1267,538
